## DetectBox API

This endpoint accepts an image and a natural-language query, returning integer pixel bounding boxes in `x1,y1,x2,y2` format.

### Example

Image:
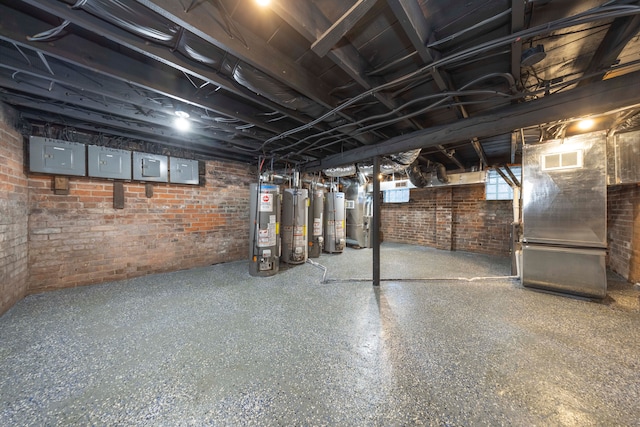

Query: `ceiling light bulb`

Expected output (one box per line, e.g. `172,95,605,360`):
174,116,191,132
256,0,271,6
577,119,594,131
175,109,189,119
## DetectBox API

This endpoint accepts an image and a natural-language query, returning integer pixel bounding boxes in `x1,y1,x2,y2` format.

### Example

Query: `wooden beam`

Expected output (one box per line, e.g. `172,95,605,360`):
387,0,493,167
578,14,640,87
135,0,337,109
303,70,640,171
271,0,416,129
311,0,379,57
386,0,449,88
511,0,526,86
0,4,284,137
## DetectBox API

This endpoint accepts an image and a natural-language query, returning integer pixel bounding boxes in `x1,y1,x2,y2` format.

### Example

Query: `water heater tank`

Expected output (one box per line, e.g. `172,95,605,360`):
281,188,309,264
308,188,325,258
249,183,280,276
324,191,346,253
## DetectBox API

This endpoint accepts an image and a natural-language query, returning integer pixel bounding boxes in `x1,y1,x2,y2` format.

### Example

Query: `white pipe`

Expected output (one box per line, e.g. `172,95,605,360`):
513,187,521,224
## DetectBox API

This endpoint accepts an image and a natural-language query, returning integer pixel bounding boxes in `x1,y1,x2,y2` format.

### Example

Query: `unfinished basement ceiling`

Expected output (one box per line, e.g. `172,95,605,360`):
0,0,639,171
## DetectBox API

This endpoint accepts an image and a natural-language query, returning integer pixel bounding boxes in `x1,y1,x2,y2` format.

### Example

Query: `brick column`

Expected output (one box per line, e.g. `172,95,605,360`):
630,185,640,283
435,187,453,250
0,103,29,315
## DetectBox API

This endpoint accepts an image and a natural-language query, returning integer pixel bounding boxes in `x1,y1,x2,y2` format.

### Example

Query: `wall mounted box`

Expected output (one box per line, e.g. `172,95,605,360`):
87,145,132,180
132,152,168,182
170,157,199,185
29,136,86,176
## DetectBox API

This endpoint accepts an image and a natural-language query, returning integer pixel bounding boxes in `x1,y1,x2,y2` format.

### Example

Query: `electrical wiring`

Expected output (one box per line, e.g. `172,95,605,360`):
275,89,515,155
259,3,640,149
272,73,518,154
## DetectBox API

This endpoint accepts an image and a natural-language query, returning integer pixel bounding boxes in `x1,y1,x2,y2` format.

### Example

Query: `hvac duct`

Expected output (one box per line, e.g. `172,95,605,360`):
233,63,325,117
249,183,281,277
324,190,346,253
323,149,421,177
308,188,325,258
281,188,309,264
407,160,449,187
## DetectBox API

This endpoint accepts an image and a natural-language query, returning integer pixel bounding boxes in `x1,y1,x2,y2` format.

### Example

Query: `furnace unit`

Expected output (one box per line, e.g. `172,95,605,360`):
522,131,607,298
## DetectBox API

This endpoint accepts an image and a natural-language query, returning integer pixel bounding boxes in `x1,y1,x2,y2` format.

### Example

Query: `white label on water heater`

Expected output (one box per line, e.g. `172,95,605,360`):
313,218,322,236
257,224,277,247
258,228,270,247
326,220,345,238
294,226,306,247
259,193,273,212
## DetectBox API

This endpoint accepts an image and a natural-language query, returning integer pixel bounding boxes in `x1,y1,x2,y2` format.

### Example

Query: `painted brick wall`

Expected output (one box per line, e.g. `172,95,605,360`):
381,185,512,256
607,184,640,282
27,160,253,293
0,104,29,316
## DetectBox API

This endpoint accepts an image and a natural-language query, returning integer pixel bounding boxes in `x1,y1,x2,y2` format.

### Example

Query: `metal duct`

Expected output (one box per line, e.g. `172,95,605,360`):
233,63,325,117
323,149,421,177
407,160,449,188
70,0,228,70
71,0,178,44
177,32,226,67
324,165,357,177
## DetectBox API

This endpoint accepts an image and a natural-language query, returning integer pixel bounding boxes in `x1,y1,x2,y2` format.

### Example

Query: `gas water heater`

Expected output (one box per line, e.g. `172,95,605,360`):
308,188,325,258
281,188,309,264
324,190,346,253
249,183,280,276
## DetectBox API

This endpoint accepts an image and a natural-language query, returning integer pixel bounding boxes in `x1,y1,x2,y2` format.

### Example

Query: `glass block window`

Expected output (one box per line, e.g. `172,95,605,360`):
486,166,521,200
383,188,410,203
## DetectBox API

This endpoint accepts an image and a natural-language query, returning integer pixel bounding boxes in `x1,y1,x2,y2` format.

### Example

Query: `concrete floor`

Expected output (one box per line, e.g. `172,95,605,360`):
1,243,639,426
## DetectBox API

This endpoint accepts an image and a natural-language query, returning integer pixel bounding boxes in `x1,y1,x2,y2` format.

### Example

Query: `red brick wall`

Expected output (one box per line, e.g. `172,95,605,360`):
381,188,437,247
452,186,512,255
0,104,29,316
381,185,513,256
27,161,253,293
607,184,640,282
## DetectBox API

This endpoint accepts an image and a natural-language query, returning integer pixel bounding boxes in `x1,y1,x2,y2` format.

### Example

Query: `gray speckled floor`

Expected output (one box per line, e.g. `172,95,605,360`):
1,244,639,426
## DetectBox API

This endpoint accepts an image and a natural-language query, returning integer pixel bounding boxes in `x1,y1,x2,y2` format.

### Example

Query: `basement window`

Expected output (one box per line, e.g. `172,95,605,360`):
485,166,521,200
383,188,410,203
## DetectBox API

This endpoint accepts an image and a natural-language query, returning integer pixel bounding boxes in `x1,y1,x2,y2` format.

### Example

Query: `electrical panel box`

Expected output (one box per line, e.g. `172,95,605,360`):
169,157,199,185
29,136,86,176
132,152,168,182
87,145,132,180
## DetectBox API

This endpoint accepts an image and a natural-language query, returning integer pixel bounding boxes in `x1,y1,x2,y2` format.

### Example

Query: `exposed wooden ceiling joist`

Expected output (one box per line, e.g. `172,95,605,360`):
311,0,379,57
306,70,640,171
135,0,337,109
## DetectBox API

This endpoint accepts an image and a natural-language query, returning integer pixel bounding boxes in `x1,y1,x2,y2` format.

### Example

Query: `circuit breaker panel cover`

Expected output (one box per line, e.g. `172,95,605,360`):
169,157,199,185
29,136,86,176
132,152,168,182
88,145,132,180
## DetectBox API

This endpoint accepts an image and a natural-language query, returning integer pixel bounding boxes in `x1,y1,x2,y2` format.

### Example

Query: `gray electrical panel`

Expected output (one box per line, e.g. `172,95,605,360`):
132,152,168,182
169,157,199,185
29,136,86,176
88,145,132,180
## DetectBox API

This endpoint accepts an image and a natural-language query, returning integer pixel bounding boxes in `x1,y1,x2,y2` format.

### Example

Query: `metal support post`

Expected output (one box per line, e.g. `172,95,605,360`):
372,156,381,287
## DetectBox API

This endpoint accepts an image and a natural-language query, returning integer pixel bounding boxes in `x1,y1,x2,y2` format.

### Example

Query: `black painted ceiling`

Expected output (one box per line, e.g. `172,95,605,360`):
1,0,639,173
